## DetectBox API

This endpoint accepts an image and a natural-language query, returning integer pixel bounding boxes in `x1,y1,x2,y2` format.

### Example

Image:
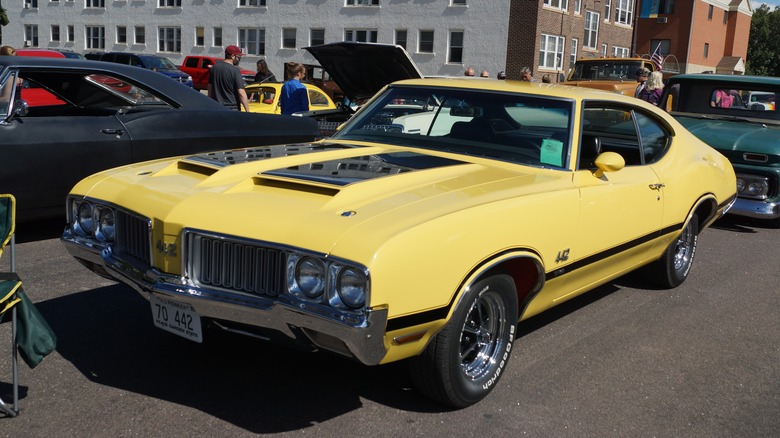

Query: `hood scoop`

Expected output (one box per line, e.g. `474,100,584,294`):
257,152,465,191
183,143,355,168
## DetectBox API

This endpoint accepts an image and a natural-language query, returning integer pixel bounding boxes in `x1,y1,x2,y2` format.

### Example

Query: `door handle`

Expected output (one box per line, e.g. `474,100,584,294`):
101,128,124,136
649,183,665,191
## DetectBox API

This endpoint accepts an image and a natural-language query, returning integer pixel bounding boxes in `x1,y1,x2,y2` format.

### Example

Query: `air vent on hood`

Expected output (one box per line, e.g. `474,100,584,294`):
253,176,340,197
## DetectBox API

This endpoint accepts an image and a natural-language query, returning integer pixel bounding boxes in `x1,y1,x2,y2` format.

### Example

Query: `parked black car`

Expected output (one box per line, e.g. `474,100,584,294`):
0,56,319,221
85,52,194,87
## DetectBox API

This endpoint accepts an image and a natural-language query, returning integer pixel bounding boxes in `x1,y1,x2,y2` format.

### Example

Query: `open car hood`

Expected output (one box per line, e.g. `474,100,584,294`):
304,42,423,102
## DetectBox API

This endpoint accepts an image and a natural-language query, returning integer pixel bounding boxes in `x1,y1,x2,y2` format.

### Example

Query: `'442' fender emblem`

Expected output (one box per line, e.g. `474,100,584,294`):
555,248,570,263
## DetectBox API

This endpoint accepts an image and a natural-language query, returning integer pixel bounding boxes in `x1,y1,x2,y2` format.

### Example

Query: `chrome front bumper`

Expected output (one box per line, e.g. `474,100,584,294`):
729,198,780,220
61,230,389,366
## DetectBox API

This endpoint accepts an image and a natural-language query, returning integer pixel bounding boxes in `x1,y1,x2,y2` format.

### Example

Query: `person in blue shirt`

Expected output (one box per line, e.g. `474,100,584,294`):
280,63,309,115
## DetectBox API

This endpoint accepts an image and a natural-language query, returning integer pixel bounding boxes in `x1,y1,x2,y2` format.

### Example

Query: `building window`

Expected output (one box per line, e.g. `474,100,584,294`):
650,39,670,55
659,0,674,14
310,29,325,46
601,43,607,57
540,34,564,70
85,26,105,50
195,27,204,47
452,0,466,5
448,31,463,64
346,0,379,5
282,28,297,49
612,46,629,57
67,25,74,42
158,27,181,52
570,38,578,67
704,43,709,58
584,11,599,49
24,25,39,47
117,26,127,44
51,25,60,42
159,0,181,7
419,30,434,53
213,27,223,47
707,5,713,20
543,0,568,12
574,0,581,14
615,0,633,25
604,0,610,21
86,0,104,8
345,29,378,43
239,28,266,55
239,0,266,6
395,29,407,49
24,0,38,6
135,26,145,44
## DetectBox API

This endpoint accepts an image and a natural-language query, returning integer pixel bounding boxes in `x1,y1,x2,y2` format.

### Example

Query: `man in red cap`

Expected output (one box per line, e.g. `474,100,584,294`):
208,45,250,111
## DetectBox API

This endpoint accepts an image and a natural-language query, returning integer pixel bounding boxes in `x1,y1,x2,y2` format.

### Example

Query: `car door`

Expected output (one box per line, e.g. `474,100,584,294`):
566,104,666,293
0,68,132,221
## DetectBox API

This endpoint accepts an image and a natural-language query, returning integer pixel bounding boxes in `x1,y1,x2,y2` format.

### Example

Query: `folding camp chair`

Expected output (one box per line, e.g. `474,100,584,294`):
0,194,21,417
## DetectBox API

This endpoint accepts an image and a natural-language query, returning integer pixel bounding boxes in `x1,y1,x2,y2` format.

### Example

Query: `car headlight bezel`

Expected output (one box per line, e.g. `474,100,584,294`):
94,205,116,242
287,253,369,312
332,266,368,310
735,174,770,200
74,201,95,236
293,256,326,299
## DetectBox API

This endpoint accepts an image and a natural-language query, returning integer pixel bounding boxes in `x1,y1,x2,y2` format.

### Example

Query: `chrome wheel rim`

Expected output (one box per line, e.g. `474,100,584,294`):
459,291,507,380
673,221,693,271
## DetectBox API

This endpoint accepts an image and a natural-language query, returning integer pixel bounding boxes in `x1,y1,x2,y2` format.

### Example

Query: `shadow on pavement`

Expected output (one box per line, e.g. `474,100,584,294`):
33,277,629,431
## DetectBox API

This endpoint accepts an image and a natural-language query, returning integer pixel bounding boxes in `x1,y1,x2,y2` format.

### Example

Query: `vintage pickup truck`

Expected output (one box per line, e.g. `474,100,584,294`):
565,57,657,95
179,55,256,90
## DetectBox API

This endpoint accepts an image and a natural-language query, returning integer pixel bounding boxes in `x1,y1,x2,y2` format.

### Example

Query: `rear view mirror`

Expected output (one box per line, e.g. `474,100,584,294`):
451,106,483,118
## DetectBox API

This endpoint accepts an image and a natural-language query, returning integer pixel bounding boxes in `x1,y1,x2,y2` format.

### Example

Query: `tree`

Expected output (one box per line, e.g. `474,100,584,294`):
746,5,780,76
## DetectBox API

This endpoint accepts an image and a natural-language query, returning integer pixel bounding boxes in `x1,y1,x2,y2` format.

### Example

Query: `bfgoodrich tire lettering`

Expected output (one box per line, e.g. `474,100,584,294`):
409,274,519,408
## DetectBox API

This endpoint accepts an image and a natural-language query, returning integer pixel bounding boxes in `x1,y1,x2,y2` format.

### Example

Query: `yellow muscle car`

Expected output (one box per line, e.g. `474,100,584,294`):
61,78,736,408
246,82,337,114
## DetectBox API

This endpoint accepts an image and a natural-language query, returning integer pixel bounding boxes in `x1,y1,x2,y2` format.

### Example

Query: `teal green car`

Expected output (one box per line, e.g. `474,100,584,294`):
661,74,780,224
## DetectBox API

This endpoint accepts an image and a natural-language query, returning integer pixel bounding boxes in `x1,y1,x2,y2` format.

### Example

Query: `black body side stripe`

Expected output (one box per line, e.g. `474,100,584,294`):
385,222,683,332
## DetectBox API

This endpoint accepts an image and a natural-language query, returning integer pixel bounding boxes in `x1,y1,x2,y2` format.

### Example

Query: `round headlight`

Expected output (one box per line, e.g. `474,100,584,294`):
336,268,367,309
747,181,765,196
95,207,116,241
295,257,326,298
736,179,745,193
77,202,94,235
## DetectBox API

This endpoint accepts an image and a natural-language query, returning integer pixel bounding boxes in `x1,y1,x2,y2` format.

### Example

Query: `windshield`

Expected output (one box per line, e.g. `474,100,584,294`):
569,60,644,81
141,56,177,70
333,85,574,168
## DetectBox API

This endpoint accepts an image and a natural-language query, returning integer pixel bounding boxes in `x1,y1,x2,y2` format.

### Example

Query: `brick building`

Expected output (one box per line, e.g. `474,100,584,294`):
634,0,753,74
507,0,638,82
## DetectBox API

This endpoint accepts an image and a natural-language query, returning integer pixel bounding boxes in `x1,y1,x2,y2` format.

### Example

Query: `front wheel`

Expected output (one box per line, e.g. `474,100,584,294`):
646,215,698,288
408,274,519,408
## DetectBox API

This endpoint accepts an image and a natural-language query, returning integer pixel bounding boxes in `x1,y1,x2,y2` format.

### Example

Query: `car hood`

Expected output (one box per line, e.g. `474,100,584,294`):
304,42,423,102
673,114,780,156
76,141,567,259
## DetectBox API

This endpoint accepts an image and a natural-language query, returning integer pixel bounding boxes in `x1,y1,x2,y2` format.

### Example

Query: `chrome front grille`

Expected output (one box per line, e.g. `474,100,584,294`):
186,232,288,297
115,210,151,265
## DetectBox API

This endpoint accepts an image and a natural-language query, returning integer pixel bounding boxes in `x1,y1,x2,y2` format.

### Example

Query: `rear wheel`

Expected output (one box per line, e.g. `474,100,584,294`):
646,215,698,288
409,274,518,408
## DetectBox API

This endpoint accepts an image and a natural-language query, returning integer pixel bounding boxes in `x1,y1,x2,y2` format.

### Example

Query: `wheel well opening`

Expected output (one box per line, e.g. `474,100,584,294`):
483,257,541,314
693,198,717,231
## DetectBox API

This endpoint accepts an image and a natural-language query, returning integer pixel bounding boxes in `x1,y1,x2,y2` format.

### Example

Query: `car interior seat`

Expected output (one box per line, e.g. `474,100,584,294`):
579,135,602,170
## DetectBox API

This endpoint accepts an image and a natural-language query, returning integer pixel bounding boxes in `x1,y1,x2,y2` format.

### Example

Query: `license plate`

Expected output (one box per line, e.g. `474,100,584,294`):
150,295,203,343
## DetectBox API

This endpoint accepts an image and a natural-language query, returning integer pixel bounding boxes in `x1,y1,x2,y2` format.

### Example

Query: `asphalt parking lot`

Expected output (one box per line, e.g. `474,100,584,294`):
1,216,779,437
